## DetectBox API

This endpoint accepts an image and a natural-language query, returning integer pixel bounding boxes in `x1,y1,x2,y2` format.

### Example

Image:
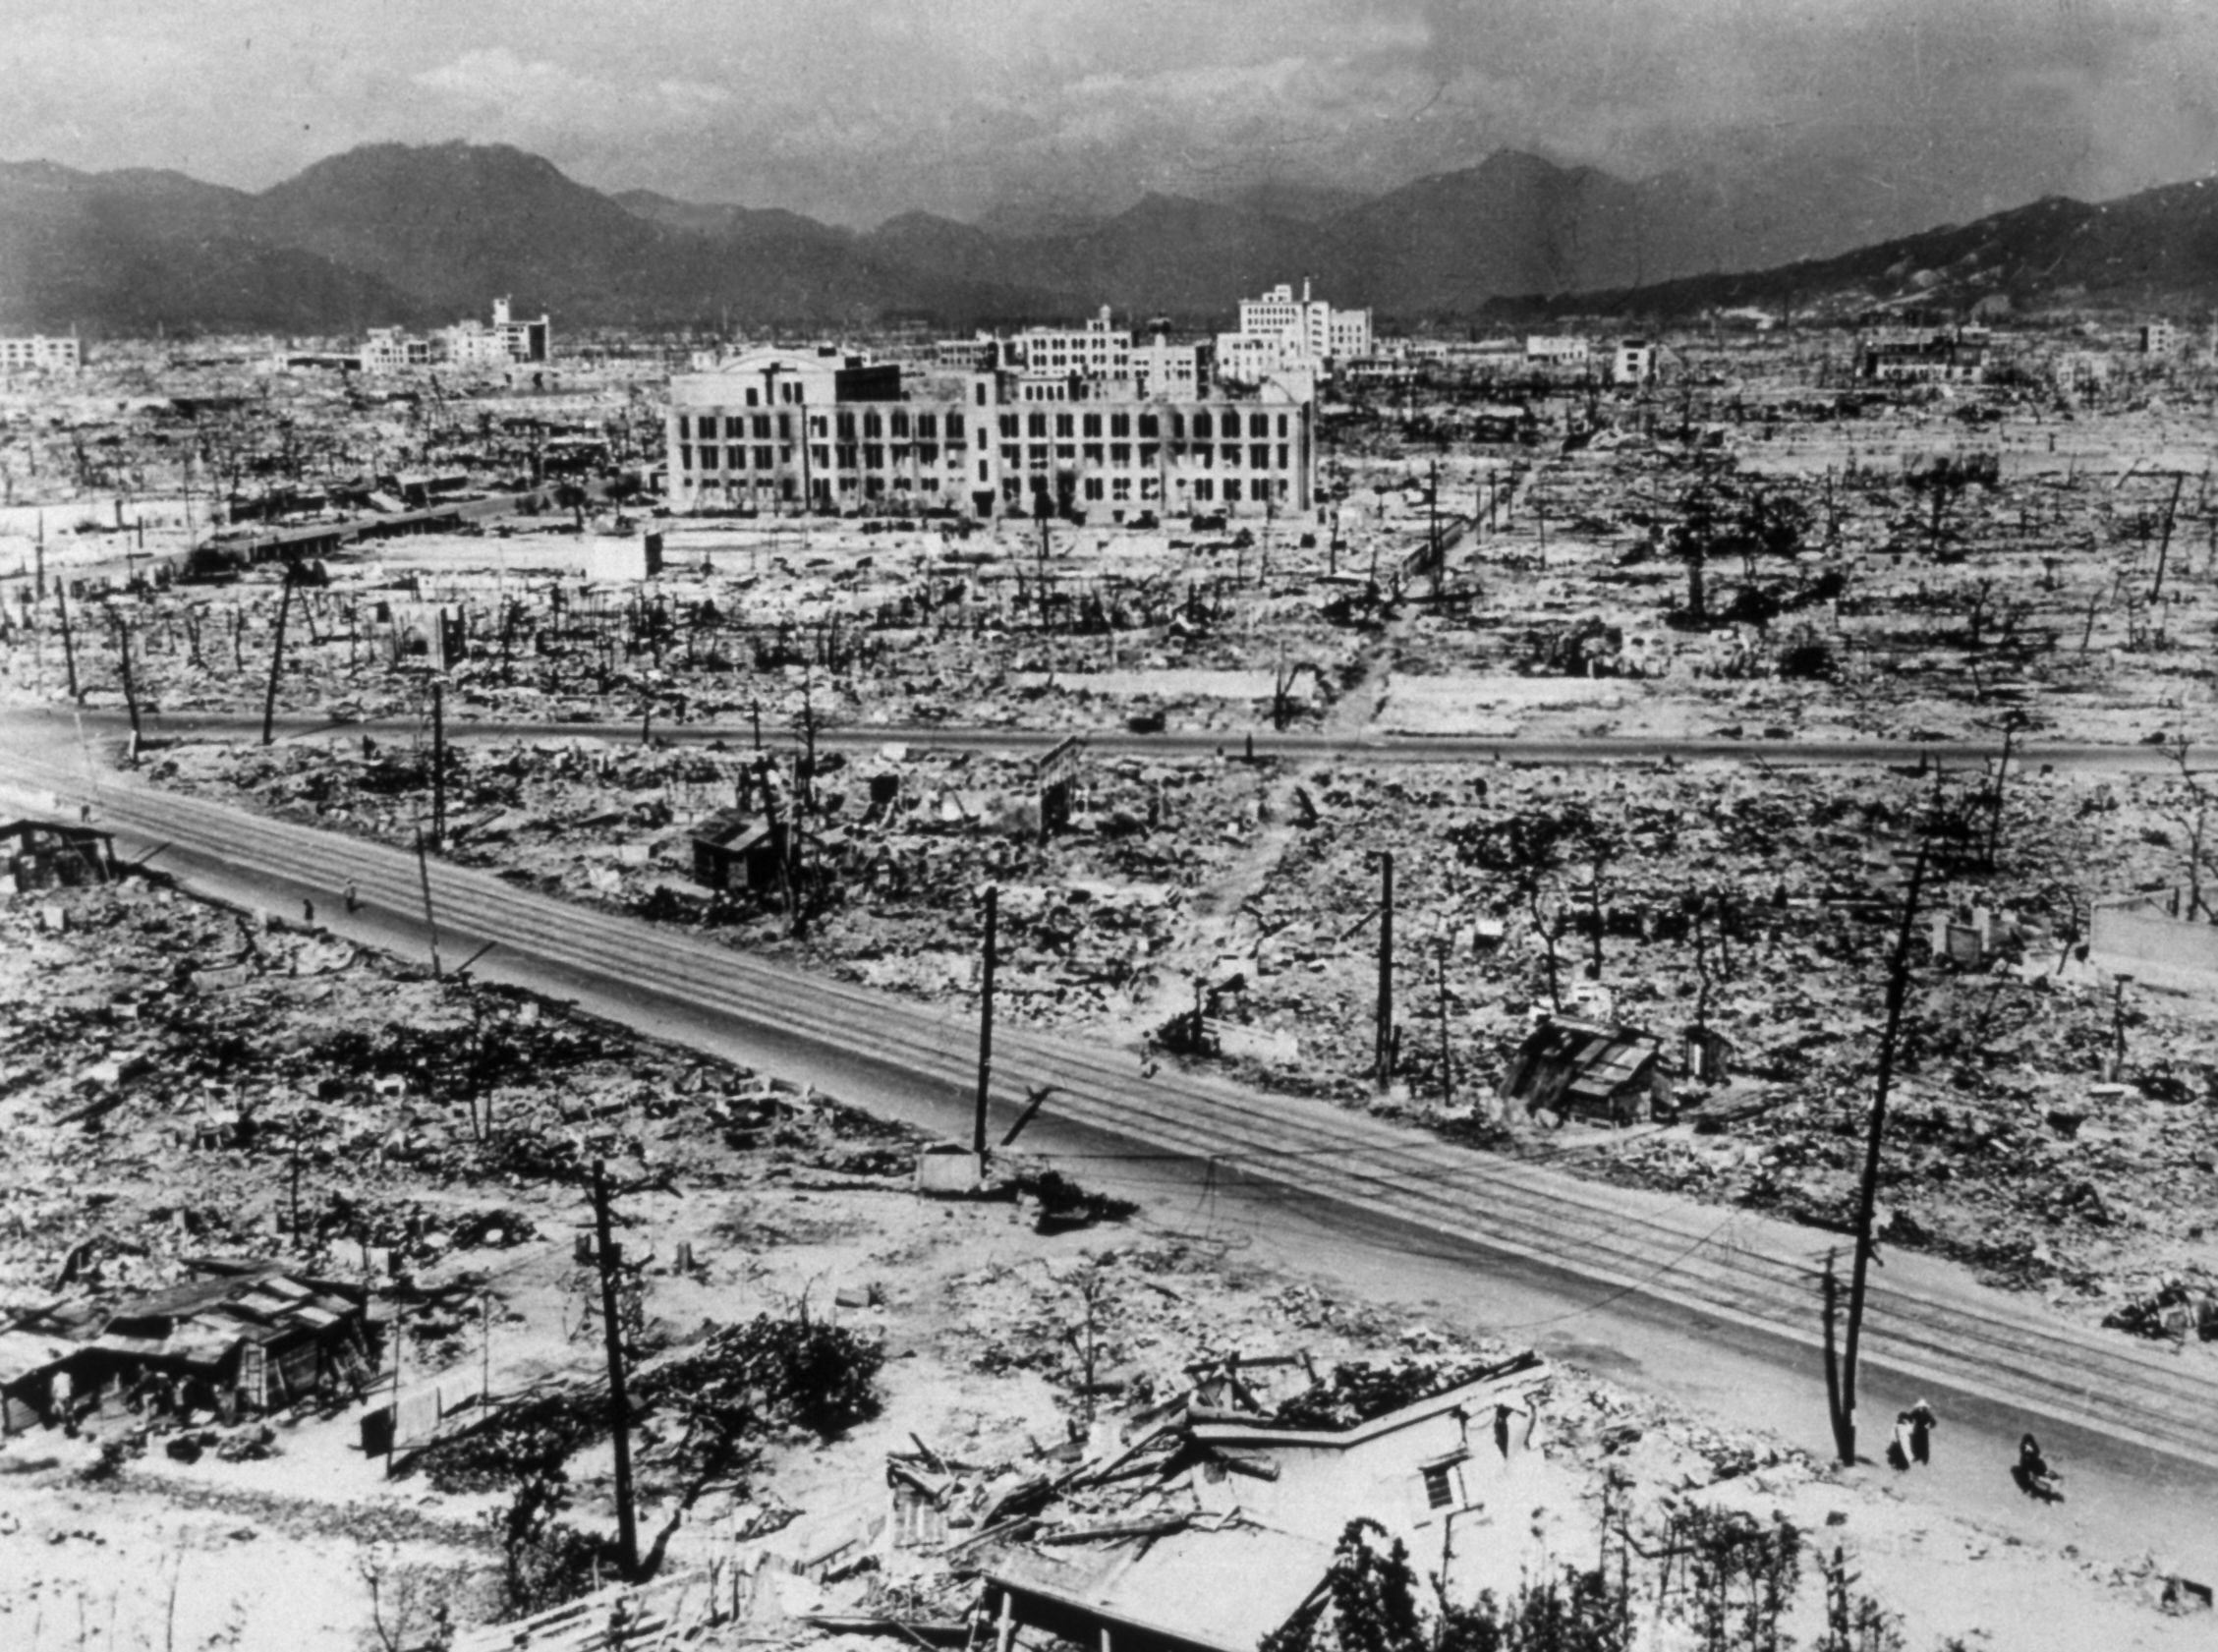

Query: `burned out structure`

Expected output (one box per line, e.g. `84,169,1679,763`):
0,819,117,892
973,1353,1563,1652
667,341,1315,523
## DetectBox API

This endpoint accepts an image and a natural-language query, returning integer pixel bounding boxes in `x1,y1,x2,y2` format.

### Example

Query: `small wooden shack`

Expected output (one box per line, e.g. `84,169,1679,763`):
1499,1015,1662,1127
690,810,782,893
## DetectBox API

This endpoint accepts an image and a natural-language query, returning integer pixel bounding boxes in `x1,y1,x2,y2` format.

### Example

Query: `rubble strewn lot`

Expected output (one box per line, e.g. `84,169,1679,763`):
0,882,2203,1651
145,734,2218,1331
1173,755,2218,1319
16,335,2218,1646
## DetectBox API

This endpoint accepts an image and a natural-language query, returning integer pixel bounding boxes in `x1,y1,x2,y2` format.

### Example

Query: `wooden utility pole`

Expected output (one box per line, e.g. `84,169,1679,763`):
589,1162,641,1578
1375,852,1395,1085
1833,844,1928,1465
1435,933,1453,1111
429,678,446,851
1427,459,1441,597
112,612,142,752
2150,473,2186,603
55,585,80,701
289,1110,304,1238
386,1273,405,1475
975,885,998,1157
1983,717,2018,873
261,564,296,747
413,826,443,978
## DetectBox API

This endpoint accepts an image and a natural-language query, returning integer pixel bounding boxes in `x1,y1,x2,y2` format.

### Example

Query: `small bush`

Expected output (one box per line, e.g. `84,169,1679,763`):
645,1312,884,1441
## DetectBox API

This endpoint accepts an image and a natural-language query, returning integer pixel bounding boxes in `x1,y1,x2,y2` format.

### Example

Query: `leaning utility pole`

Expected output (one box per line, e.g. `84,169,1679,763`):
2150,473,2186,604
1374,852,1395,1085
261,563,297,747
589,1162,641,1579
1833,843,1928,1465
975,885,998,1158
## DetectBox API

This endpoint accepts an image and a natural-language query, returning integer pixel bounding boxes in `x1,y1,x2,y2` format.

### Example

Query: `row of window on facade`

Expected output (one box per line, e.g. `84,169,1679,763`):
676,469,1287,505
676,410,970,441
677,436,1293,477
995,408,1292,441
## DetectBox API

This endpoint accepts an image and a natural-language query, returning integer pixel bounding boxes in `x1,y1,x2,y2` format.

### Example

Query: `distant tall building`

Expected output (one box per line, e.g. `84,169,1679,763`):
0,334,82,372
1612,339,1658,386
2141,320,2180,356
359,297,550,372
934,309,1209,402
1217,279,1371,379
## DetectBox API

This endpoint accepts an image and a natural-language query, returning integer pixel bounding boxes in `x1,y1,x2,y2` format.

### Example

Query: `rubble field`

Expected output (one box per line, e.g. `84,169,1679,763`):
144,732,2218,1335
17,336,2218,755
0,880,2207,1651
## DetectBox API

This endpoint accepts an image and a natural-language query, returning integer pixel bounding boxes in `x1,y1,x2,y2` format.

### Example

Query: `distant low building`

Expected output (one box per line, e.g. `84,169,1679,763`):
1525,334,1590,366
1859,327,1987,384
0,333,82,372
2053,349,2114,392
2141,320,2180,356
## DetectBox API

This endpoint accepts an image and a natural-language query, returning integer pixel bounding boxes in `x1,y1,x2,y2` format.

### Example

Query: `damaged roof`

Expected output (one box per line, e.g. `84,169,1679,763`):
82,1264,365,1371
1500,1015,1659,1113
985,1518,1333,1652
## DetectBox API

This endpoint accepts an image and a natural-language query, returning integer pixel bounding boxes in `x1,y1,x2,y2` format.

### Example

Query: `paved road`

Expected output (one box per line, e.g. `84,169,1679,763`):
9,706,2190,772
7,727,2215,1493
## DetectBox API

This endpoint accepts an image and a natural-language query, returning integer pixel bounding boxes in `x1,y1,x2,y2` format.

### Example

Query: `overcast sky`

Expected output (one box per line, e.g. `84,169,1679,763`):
9,0,2218,232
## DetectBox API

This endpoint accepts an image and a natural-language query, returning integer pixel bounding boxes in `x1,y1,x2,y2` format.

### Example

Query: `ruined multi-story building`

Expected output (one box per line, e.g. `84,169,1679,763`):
1217,279,1372,380
666,343,1313,523
359,298,550,372
0,334,82,372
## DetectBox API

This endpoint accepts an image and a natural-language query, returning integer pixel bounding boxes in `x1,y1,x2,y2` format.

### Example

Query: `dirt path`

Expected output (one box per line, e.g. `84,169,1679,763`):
1106,634,1398,1046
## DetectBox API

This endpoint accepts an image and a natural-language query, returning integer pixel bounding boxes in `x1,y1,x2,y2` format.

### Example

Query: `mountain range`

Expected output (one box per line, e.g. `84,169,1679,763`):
1,140,2213,338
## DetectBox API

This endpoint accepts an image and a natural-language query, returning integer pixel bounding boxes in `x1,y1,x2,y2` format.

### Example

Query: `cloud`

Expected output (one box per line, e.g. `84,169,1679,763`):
414,47,602,111
8,0,2218,241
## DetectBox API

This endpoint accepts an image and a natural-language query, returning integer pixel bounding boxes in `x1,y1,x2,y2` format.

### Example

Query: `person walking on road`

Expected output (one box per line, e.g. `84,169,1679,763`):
1906,1399,1936,1466
2014,1432,2063,1502
344,879,360,914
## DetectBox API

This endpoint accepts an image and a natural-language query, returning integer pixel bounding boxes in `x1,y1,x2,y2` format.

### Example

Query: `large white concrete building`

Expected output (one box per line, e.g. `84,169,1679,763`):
0,334,82,372
667,344,1314,524
934,310,1210,403
360,298,550,372
1217,280,1372,379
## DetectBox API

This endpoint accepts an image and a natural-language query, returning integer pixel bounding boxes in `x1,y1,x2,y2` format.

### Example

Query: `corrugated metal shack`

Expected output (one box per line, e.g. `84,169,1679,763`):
1,1261,372,1431
1499,1015,1662,1126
